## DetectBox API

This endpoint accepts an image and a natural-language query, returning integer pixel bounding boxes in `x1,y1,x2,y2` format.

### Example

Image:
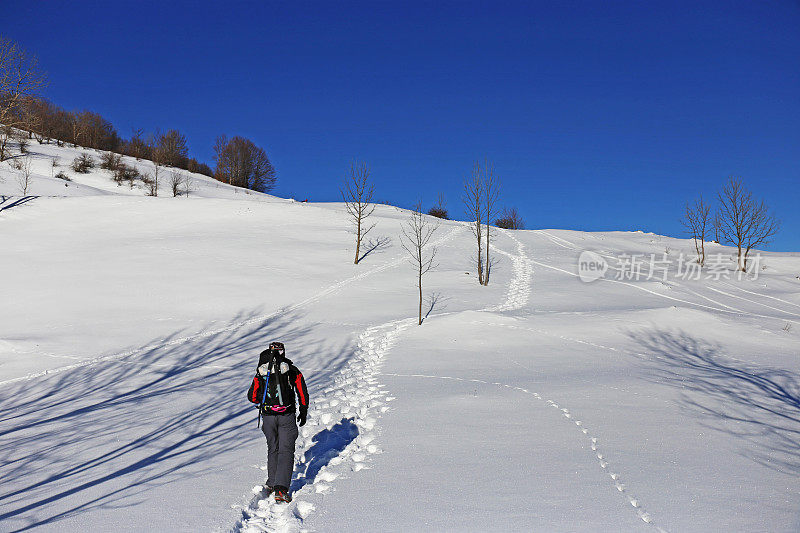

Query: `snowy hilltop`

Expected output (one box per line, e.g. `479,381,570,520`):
1,139,799,532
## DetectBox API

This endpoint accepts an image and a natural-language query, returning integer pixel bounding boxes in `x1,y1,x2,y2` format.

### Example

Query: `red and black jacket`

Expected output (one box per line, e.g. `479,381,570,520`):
247,352,309,416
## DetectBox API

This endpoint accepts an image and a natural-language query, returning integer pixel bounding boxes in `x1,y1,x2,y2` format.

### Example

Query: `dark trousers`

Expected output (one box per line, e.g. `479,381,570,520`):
261,412,299,489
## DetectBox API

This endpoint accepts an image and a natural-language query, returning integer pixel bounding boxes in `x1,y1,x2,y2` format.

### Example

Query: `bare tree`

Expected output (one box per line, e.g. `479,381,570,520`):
15,154,32,195
146,133,163,196
482,160,501,284
0,37,47,161
495,207,524,230
401,202,439,325
213,135,276,192
0,125,14,161
143,172,157,196
183,175,194,197
71,110,119,151
125,128,148,160
712,210,722,243
169,170,185,197
157,129,188,167
341,160,376,264
681,196,711,266
717,176,780,272
463,161,484,284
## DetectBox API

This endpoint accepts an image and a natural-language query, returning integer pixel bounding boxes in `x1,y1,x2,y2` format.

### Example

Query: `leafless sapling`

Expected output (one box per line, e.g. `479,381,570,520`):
482,161,501,284
463,161,484,284
15,154,32,195
716,176,780,272
183,175,193,197
146,133,163,196
169,170,185,197
142,171,157,196
681,195,711,266
712,210,722,243
401,202,439,325
341,160,376,264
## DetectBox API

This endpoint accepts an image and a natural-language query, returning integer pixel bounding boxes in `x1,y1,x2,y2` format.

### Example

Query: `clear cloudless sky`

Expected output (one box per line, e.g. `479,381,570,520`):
4,1,799,249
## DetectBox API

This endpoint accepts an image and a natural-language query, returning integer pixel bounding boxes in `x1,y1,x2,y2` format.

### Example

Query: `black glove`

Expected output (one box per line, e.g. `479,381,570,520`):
297,409,307,427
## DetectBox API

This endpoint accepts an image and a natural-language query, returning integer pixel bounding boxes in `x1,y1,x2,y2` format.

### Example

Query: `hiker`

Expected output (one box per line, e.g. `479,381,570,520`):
247,341,309,503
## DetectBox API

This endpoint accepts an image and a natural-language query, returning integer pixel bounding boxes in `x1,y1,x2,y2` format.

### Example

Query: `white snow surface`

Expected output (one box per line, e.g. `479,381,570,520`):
1,140,800,532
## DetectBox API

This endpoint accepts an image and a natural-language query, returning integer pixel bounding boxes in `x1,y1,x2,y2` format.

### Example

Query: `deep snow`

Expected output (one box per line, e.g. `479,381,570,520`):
1,139,799,532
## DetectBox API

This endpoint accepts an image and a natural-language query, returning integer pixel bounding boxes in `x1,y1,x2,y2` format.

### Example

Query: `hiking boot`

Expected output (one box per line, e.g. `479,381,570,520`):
274,486,292,503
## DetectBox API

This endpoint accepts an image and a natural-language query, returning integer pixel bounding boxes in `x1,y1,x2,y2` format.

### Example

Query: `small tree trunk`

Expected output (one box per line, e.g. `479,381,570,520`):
484,224,491,285
476,231,483,284
355,217,361,264
418,275,423,325
737,244,744,271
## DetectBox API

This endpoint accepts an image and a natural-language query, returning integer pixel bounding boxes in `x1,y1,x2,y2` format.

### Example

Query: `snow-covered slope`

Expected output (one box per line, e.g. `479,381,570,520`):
0,136,277,201
1,141,799,533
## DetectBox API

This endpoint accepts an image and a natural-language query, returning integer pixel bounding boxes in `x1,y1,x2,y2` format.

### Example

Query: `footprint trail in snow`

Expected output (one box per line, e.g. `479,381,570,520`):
233,320,411,533
234,229,663,532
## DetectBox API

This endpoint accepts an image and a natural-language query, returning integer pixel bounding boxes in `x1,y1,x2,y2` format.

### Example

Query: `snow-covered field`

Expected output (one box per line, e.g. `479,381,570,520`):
1,140,799,532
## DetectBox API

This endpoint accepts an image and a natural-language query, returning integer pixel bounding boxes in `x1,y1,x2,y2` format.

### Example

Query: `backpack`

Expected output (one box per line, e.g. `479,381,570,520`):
247,374,265,404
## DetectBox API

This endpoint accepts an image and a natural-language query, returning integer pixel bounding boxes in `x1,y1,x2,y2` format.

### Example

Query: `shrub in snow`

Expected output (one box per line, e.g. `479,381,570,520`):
100,152,123,172
428,193,449,220
141,173,157,196
495,207,524,230
114,164,139,188
427,206,449,219
71,153,95,173
55,171,71,181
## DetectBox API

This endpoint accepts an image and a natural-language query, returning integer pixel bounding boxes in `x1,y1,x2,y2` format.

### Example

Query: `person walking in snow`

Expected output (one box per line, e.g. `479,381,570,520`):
247,341,309,503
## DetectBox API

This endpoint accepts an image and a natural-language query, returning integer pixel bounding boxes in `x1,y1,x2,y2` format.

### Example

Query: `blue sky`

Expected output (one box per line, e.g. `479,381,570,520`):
5,1,799,250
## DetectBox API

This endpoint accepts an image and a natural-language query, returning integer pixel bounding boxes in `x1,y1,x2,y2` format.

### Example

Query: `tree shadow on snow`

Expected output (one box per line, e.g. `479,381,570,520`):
628,328,800,476
291,417,359,492
0,196,37,213
357,236,392,263
422,291,450,323
0,308,354,532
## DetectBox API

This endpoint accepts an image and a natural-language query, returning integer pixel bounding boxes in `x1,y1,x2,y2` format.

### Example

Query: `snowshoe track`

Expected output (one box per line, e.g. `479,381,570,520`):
235,228,666,531
233,319,412,532
231,225,467,532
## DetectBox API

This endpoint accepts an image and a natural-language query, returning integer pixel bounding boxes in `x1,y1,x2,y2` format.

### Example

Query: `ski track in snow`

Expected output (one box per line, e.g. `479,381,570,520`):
0,225,465,389
719,280,800,310
533,230,800,326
